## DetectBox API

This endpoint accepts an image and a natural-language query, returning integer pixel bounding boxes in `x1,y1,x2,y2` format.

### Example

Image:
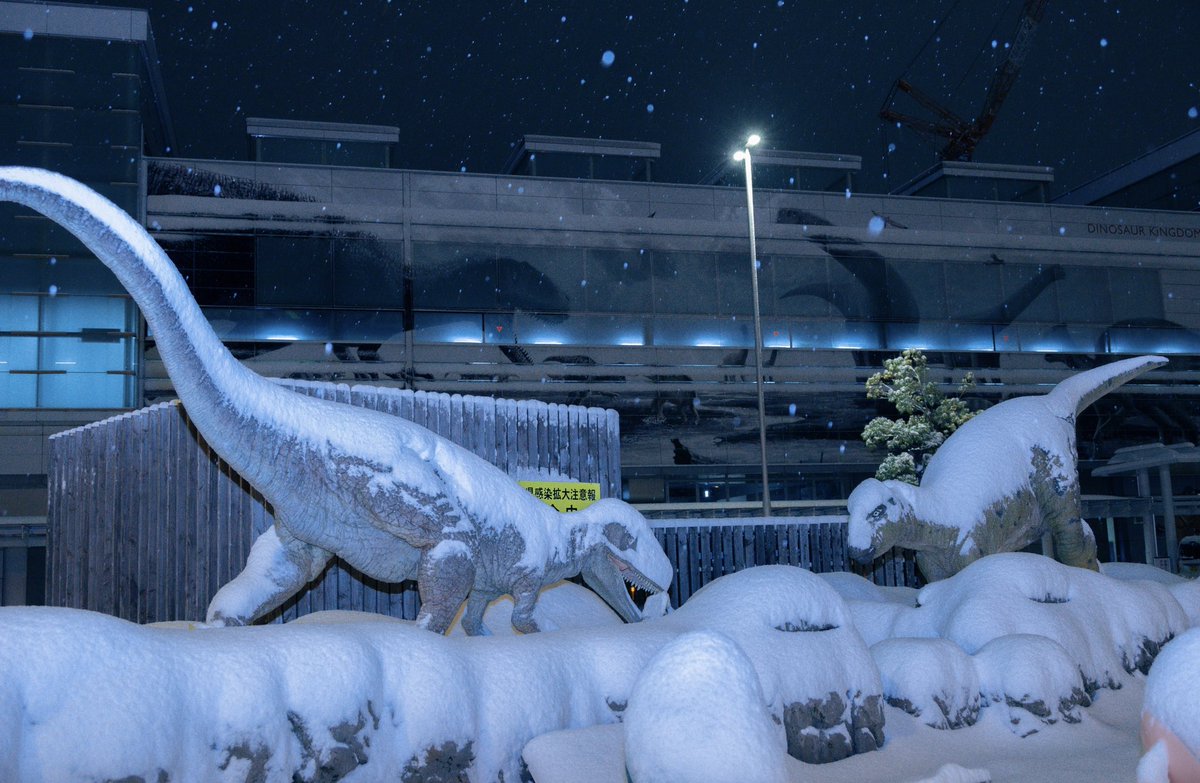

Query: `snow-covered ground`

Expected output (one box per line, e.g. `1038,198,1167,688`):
526,683,1144,783
1,557,1197,782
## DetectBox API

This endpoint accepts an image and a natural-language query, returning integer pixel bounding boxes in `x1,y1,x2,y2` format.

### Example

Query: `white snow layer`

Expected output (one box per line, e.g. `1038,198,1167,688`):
894,553,1191,689
1142,627,1200,757
0,566,878,782
623,630,789,783
2,556,1196,781
1135,740,1170,783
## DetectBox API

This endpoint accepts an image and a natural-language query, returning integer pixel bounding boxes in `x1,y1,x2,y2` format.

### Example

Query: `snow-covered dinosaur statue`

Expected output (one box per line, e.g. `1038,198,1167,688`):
0,167,672,633
848,354,1167,581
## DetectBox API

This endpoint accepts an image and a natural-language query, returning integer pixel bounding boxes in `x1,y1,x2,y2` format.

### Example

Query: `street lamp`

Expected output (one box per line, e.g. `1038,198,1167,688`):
733,133,771,517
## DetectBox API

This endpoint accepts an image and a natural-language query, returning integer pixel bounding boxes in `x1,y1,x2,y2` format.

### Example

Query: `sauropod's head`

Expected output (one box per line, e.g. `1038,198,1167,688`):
846,478,915,564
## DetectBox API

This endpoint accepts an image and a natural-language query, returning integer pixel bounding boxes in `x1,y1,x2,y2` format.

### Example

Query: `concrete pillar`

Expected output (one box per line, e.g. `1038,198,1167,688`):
1158,464,1180,574
1136,468,1157,565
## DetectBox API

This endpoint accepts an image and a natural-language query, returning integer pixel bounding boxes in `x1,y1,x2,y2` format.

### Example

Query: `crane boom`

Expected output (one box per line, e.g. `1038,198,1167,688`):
880,0,1049,161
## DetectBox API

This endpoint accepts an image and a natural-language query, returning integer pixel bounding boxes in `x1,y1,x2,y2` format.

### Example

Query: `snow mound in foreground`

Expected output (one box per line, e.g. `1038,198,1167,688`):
623,630,789,783
671,565,885,763
974,633,1089,736
872,637,980,730
0,567,887,780
897,553,1193,690
1142,627,1200,758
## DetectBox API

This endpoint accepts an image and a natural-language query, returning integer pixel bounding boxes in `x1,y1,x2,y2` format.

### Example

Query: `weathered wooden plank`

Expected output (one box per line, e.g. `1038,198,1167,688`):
687,526,701,601
535,403,550,478
450,394,466,456
567,405,582,482
504,399,520,476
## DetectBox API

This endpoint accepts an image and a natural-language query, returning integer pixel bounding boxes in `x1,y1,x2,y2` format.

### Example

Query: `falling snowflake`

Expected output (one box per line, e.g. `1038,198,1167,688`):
600,50,615,67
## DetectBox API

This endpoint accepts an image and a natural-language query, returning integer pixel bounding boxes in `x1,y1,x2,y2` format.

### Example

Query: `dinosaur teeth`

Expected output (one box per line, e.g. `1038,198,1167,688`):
622,571,662,594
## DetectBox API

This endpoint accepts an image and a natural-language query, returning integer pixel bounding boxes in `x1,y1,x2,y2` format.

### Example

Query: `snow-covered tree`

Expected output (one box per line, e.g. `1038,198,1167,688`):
862,349,976,484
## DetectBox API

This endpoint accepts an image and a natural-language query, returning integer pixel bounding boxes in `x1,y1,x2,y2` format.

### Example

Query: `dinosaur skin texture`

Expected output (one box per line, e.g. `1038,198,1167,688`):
0,167,672,633
847,355,1166,581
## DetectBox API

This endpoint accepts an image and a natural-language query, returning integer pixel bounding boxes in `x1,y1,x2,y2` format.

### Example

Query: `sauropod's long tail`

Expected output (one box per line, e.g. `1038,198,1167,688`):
1047,355,1167,418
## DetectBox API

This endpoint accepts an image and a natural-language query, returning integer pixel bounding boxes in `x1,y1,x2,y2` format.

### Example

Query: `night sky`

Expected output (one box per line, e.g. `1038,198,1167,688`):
81,0,1200,195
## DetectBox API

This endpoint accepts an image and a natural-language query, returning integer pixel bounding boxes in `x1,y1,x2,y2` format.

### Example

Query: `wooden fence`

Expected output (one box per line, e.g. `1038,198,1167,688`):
47,382,620,624
650,516,918,608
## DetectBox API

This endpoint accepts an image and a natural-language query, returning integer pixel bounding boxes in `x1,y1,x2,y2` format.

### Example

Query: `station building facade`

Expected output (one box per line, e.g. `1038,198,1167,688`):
138,153,1200,512
4,2,1200,596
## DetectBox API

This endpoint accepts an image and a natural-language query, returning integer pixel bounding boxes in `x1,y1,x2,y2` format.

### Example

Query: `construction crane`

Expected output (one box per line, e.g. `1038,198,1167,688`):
879,0,1049,161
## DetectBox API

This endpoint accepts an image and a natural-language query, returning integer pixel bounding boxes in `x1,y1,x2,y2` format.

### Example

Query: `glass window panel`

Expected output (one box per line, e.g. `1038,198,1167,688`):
1109,268,1164,323
762,321,790,348
412,242,499,311
0,335,38,371
0,371,36,407
999,324,1105,354
41,295,129,332
256,236,334,306
412,312,483,344
0,294,37,331
767,256,830,318
715,252,752,316
583,247,653,314
885,322,995,352
1000,264,1061,324
43,258,126,296
492,244,582,317
331,310,406,343
40,335,131,375
886,260,946,320
652,316,753,348
38,372,128,408
945,262,1004,322
334,239,404,308
252,309,334,343
1108,326,1200,355
1057,267,1112,325
201,308,336,343
825,250,888,321
791,320,885,350
483,313,515,344
651,251,719,315
515,313,646,347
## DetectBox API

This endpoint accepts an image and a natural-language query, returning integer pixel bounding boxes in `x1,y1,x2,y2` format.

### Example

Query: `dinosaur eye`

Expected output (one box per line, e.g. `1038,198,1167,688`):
869,504,887,520
603,522,637,550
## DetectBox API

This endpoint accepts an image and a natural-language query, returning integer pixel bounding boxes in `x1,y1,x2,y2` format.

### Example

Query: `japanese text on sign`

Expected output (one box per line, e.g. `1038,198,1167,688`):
518,481,601,513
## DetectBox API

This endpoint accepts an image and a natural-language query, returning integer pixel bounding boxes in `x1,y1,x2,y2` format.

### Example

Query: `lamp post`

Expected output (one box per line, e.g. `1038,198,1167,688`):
734,134,772,517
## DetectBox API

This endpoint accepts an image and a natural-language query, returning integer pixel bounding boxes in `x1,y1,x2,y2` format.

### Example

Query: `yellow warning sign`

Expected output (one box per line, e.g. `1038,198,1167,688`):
519,481,601,513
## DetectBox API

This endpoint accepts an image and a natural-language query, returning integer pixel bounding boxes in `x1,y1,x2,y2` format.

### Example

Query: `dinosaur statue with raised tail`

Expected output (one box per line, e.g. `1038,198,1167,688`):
848,355,1167,581
0,167,671,633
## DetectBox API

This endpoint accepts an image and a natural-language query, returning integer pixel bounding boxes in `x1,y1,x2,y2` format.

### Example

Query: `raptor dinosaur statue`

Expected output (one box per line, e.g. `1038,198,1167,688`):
848,354,1167,581
0,167,671,634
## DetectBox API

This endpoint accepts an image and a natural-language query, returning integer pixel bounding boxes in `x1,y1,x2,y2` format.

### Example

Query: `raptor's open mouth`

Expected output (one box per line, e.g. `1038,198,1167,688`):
608,550,665,598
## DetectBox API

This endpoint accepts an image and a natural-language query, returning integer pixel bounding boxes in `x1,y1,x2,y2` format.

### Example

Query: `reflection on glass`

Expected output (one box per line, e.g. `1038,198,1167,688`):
413,312,483,344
